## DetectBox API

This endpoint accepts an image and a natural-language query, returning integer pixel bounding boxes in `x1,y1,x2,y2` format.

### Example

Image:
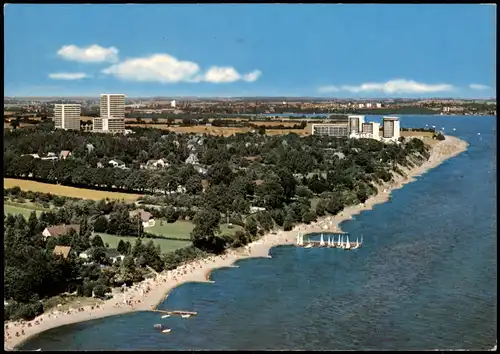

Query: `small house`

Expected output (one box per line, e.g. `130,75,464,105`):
185,153,199,165
53,246,72,259
60,150,72,160
105,249,125,264
42,224,80,240
129,209,155,228
193,164,208,175
108,159,126,169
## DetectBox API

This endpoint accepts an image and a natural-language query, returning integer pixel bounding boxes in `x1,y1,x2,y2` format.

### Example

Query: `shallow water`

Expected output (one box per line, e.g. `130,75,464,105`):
19,115,497,350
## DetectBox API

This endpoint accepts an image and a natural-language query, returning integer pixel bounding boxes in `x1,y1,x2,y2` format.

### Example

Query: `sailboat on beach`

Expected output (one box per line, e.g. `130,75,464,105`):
344,235,352,250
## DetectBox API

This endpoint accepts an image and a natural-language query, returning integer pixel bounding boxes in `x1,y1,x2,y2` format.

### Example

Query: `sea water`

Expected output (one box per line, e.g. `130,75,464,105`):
19,115,497,351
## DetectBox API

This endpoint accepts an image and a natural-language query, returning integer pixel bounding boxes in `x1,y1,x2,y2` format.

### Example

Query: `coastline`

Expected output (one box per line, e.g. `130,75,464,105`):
5,135,469,351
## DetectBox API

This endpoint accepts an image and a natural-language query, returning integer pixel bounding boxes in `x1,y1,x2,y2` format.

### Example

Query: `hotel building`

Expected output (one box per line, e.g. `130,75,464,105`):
54,104,81,131
93,94,126,134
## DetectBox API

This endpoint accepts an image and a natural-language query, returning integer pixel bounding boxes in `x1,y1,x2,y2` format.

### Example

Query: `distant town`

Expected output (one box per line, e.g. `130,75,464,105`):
4,97,497,118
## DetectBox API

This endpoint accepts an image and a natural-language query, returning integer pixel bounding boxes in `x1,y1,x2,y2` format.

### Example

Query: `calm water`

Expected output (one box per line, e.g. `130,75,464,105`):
20,116,497,350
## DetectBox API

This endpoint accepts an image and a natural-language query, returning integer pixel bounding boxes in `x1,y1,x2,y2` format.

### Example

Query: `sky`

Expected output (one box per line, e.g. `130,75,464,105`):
4,4,496,98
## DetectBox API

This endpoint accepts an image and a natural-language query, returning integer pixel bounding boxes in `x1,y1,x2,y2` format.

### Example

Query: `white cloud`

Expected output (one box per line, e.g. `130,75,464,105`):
57,44,119,63
202,67,242,83
318,79,454,94
101,53,261,84
469,83,490,90
48,72,89,80
242,70,262,83
317,85,340,93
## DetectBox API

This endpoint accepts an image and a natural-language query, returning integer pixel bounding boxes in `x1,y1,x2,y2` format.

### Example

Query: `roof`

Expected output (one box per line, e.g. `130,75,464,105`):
129,209,153,222
104,249,122,258
60,150,71,157
254,179,265,186
201,179,209,189
383,116,400,121
45,224,80,237
53,246,72,259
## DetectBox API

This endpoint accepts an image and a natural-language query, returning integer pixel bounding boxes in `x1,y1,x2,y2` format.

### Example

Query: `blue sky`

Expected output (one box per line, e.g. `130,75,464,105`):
4,4,496,98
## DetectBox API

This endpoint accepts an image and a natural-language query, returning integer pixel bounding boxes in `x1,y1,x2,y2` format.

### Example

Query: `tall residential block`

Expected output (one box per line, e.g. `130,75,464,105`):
54,104,81,131
348,115,365,135
94,94,126,134
382,116,401,141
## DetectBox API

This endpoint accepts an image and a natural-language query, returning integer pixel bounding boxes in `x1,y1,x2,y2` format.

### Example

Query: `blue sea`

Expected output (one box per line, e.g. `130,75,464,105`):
19,115,497,351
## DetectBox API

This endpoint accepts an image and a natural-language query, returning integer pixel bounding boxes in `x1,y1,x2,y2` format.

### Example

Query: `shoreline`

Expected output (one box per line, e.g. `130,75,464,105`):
5,135,469,351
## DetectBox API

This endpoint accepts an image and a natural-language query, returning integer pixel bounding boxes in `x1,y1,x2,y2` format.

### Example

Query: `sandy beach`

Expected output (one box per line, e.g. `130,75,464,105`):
5,135,468,351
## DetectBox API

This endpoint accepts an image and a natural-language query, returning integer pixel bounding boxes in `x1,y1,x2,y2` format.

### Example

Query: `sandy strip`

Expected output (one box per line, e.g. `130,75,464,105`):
5,135,468,351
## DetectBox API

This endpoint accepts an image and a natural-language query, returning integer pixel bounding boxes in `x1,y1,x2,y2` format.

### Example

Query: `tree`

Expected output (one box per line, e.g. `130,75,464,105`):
93,216,108,233
315,199,326,217
190,209,222,253
91,235,105,248
245,218,258,237
117,240,127,255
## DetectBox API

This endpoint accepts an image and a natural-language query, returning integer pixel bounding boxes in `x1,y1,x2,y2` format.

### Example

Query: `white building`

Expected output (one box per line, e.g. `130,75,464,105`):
93,94,126,134
348,115,365,137
54,104,81,131
170,100,176,108
381,116,401,141
359,122,381,140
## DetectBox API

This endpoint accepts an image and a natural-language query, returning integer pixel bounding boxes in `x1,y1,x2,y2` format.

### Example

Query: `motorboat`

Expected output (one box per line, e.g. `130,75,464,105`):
162,328,172,333
181,314,191,318
161,314,170,319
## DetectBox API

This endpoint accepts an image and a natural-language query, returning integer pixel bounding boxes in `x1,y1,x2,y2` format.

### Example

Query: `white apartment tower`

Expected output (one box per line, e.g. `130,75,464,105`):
94,94,126,134
382,116,401,141
54,104,81,131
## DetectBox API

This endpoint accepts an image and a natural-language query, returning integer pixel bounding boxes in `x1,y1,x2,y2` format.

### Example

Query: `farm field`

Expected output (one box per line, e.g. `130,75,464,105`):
125,124,311,136
4,204,44,218
95,233,192,253
4,179,142,202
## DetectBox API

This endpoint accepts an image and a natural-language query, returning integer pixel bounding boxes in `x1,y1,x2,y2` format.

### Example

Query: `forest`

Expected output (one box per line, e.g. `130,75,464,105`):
4,126,431,320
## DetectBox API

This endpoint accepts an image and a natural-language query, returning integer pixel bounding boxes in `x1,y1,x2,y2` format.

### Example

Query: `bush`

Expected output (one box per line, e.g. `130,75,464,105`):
93,216,108,233
93,284,108,299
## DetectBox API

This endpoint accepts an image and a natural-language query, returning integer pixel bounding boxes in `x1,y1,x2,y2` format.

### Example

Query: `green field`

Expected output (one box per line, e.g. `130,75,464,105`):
95,233,192,253
4,204,44,218
147,220,194,239
146,220,243,239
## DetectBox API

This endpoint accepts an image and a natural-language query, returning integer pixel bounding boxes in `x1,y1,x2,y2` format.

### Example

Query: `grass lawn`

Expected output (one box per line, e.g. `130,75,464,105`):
4,204,44,218
147,220,194,240
219,223,244,236
95,233,192,253
4,178,142,202
147,220,243,239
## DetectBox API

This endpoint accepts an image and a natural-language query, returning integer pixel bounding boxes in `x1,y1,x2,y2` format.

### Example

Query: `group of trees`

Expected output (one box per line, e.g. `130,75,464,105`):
3,209,182,322
4,125,433,320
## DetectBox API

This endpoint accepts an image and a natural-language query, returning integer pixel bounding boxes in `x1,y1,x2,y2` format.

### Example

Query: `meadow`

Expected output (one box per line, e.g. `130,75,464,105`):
4,178,142,202
95,232,192,253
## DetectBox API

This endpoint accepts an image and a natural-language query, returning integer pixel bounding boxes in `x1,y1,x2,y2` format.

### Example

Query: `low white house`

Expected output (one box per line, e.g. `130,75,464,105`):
108,159,126,169
185,153,199,165
129,209,155,228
